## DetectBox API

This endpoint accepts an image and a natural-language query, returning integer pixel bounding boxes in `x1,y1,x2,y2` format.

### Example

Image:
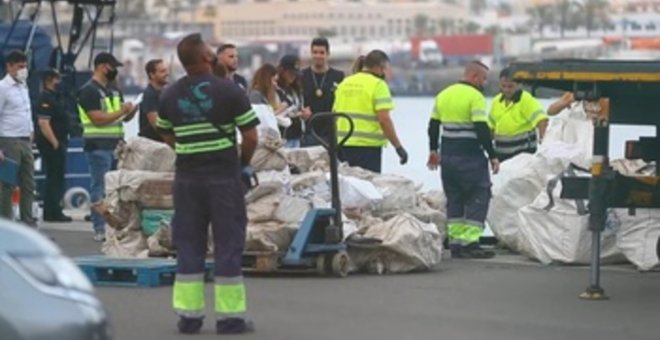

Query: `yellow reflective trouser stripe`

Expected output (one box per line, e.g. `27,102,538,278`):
448,222,467,245
462,224,484,244
448,221,483,245
215,281,247,318
173,275,205,317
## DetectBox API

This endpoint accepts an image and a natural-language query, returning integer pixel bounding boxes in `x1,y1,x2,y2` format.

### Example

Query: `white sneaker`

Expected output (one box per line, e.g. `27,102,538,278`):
93,232,106,242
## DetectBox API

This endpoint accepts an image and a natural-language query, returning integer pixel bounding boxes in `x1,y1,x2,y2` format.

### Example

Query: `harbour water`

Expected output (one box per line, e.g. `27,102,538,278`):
123,96,657,190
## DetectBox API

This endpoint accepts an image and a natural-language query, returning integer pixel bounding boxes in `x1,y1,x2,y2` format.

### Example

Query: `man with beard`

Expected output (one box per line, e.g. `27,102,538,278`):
139,59,170,142
217,43,248,91
77,52,137,241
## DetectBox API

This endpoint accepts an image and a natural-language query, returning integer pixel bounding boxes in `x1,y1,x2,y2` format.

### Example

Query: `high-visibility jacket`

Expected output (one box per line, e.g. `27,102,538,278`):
77,86,123,139
431,82,488,156
333,72,393,147
488,90,547,156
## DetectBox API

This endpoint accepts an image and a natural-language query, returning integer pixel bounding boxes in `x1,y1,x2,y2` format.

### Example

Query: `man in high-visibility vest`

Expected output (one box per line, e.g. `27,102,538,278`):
333,50,407,173
157,33,259,335
77,52,136,241
427,61,499,259
488,67,549,162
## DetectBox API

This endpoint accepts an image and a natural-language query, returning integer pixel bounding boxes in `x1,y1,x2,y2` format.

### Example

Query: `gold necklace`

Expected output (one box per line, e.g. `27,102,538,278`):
311,69,328,98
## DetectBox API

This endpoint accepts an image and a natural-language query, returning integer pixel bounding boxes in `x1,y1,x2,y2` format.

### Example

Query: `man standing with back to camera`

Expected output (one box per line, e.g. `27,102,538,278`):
157,33,259,335
427,61,499,259
301,37,344,145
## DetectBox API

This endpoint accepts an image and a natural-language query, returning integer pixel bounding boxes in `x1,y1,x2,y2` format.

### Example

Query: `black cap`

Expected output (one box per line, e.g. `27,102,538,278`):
93,52,123,68
279,54,301,76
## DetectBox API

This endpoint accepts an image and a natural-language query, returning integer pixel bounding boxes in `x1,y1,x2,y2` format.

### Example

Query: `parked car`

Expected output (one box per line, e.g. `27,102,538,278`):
0,218,112,340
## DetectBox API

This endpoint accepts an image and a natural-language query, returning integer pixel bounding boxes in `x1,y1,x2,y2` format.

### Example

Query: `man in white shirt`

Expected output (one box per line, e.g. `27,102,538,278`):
0,50,37,226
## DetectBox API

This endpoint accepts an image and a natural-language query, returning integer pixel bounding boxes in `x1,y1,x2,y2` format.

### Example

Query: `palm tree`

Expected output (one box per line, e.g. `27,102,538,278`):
438,18,453,35
497,2,513,17
414,14,430,36
465,22,481,34
470,0,488,15
583,0,610,37
527,4,556,38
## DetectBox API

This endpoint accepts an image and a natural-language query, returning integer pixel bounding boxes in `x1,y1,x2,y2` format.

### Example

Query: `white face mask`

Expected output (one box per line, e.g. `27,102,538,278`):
15,68,28,83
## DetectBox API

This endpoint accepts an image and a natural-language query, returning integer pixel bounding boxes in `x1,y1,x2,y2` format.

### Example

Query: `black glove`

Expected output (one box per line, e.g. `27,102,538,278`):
395,146,408,165
240,165,258,191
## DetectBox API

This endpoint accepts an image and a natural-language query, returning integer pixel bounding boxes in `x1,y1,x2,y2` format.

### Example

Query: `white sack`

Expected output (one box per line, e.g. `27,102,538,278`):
245,221,298,252
274,196,313,223
102,228,149,258
284,146,329,173
252,129,288,172
615,209,660,271
336,174,383,209
348,213,442,274
115,137,176,172
371,174,418,215
517,180,623,265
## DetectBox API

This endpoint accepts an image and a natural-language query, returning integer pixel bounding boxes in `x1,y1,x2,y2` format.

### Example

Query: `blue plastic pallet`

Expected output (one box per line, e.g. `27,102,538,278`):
75,256,217,287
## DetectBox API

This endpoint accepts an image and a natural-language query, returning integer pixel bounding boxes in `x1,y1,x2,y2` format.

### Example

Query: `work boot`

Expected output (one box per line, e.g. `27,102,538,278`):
178,317,204,334
457,243,496,259
216,318,255,334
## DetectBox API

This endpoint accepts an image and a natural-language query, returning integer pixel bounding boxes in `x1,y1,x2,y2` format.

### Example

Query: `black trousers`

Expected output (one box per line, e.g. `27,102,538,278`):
339,146,383,173
38,141,67,218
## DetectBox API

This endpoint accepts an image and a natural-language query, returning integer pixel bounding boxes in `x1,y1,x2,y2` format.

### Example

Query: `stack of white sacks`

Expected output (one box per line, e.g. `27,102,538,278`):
99,104,445,274
487,104,659,270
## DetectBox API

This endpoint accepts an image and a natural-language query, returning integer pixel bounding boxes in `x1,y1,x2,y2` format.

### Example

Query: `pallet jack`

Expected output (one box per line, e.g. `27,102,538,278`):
241,112,355,277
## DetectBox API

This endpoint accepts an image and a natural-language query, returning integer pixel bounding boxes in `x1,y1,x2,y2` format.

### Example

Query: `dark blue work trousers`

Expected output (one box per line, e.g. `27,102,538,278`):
172,171,247,278
441,154,492,242
339,146,382,173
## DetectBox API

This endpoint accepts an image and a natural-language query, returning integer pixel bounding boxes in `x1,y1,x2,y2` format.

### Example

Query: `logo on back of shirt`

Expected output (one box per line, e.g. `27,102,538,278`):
178,81,212,121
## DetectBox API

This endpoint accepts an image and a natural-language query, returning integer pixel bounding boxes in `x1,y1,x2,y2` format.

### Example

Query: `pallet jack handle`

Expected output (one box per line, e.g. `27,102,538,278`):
308,112,355,231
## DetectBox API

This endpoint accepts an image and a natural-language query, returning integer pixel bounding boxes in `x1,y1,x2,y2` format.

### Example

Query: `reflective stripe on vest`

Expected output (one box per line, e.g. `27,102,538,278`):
494,130,537,156
442,123,478,140
78,95,123,139
172,122,236,155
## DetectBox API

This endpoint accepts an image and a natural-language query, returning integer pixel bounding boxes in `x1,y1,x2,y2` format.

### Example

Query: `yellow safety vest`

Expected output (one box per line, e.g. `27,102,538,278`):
431,82,488,139
77,87,123,139
488,90,547,155
333,72,394,147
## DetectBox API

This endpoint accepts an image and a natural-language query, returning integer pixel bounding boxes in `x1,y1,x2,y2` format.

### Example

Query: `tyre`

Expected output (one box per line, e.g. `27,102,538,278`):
63,187,91,210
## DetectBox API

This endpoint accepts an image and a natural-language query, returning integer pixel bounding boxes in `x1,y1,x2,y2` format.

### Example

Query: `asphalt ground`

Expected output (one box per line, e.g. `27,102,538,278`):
42,222,660,340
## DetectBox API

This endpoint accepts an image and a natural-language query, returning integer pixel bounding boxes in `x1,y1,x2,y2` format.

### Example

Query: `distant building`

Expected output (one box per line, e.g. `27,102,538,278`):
182,0,471,42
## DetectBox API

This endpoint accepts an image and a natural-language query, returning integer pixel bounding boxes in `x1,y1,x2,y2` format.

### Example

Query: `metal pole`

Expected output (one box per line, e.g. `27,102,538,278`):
580,98,610,301
329,114,343,243
24,0,44,53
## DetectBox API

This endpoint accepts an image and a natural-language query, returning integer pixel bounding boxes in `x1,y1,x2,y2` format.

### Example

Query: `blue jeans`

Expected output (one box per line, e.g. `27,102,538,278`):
86,149,115,234
285,139,301,148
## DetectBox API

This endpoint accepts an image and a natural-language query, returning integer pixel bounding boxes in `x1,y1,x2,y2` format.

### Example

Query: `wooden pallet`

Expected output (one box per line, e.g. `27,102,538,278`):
75,256,214,287
241,251,282,273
